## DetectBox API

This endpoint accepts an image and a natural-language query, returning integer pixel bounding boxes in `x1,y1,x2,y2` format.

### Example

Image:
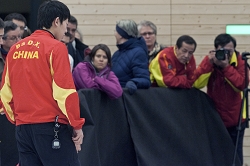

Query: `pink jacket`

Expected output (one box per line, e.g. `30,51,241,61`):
73,61,123,99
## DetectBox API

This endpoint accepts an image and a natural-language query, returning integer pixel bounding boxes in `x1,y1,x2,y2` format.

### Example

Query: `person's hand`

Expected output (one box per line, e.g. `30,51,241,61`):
125,81,137,95
72,129,84,153
0,108,4,115
208,50,216,64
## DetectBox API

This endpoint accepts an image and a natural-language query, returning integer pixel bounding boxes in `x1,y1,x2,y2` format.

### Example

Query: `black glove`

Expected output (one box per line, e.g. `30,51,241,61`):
125,81,137,95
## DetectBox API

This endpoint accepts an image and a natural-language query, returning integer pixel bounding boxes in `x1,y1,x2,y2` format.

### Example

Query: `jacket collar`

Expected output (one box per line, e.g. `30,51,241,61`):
229,52,237,66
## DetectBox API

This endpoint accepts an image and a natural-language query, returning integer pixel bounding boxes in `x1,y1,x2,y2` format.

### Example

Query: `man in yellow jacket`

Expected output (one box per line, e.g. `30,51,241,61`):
149,35,197,88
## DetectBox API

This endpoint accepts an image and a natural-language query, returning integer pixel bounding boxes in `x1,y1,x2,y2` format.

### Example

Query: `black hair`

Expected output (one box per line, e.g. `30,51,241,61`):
0,18,4,29
4,13,27,26
37,0,70,29
176,35,197,51
68,15,78,27
89,44,112,66
2,21,18,39
214,33,236,49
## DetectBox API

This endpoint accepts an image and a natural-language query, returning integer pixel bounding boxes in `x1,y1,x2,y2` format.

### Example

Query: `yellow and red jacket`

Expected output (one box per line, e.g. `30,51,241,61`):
149,46,196,88
0,30,84,129
193,52,247,127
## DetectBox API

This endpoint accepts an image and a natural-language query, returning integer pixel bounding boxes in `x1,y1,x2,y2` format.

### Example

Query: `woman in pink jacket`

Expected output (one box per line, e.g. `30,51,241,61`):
73,44,123,99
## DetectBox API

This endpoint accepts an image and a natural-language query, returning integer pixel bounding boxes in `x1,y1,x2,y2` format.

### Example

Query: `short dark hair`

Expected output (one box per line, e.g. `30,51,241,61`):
37,0,70,29
68,15,78,27
3,21,18,39
4,13,27,26
89,44,112,67
176,35,197,51
214,33,236,49
0,18,4,29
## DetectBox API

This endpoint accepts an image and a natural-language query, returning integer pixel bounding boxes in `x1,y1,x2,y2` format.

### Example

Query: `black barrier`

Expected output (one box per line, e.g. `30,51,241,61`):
0,88,241,166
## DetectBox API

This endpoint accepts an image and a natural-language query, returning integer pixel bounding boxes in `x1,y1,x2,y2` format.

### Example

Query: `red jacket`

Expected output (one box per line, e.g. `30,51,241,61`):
149,46,196,88
1,30,84,129
194,53,247,127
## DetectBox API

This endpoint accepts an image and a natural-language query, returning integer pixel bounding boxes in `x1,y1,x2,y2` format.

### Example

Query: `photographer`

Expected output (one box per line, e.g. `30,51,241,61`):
193,33,248,165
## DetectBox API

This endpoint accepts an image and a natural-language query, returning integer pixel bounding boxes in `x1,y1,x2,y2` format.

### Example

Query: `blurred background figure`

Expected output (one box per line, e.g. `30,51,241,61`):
61,32,74,72
138,20,166,63
4,13,27,38
75,29,83,42
0,21,21,83
73,44,122,99
0,18,4,45
112,19,151,95
67,15,91,68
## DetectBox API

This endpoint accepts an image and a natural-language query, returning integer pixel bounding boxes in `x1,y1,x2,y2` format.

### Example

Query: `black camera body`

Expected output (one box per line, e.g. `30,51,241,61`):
215,48,230,60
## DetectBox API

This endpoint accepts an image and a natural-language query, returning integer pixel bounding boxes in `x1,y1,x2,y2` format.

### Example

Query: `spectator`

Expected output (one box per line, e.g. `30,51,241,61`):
61,32,74,72
0,18,4,45
138,20,166,63
73,44,122,99
112,19,151,95
149,35,197,88
193,33,247,165
67,15,91,68
4,13,27,38
0,21,21,84
0,1,84,165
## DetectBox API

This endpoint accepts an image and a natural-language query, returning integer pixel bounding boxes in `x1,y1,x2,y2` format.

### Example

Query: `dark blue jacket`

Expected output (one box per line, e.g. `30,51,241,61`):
111,37,151,88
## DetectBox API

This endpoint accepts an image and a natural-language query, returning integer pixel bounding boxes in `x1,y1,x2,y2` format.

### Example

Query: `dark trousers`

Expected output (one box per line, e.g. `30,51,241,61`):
16,123,80,166
227,121,246,166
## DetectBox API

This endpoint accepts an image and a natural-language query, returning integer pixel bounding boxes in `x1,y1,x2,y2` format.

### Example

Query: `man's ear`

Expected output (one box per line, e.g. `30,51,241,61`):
53,17,60,27
175,45,178,51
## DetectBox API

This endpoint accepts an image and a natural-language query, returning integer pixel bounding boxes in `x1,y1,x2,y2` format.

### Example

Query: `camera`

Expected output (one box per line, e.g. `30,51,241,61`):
215,48,230,60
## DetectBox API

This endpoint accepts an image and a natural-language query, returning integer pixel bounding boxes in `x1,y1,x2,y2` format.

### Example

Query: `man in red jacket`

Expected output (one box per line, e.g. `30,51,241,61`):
0,1,85,165
194,33,248,165
149,35,197,88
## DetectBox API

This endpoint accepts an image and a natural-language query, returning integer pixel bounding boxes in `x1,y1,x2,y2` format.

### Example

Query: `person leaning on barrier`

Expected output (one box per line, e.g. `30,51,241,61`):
112,19,151,95
138,20,166,63
73,44,123,99
149,35,197,88
193,33,247,165
0,1,84,165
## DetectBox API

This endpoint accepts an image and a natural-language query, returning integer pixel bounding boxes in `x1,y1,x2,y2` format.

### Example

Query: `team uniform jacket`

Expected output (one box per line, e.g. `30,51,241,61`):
0,30,84,129
149,46,196,88
193,52,247,127
73,61,123,99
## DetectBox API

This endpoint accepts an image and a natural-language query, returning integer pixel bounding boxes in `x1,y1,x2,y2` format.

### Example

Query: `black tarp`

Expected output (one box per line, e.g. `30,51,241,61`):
78,88,241,166
0,88,241,166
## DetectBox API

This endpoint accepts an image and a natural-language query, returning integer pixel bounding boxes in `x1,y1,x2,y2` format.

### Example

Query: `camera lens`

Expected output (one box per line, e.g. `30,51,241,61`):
215,49,226,60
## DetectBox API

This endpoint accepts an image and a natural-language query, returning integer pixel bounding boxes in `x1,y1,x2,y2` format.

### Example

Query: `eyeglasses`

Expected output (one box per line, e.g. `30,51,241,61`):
67,28,76,33
140,32,155,36
3,35,22,41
